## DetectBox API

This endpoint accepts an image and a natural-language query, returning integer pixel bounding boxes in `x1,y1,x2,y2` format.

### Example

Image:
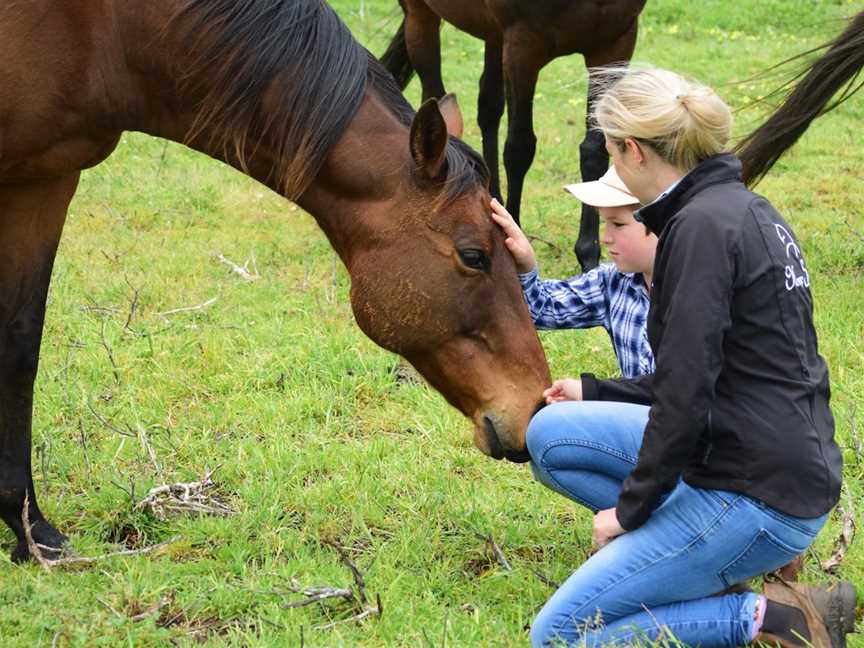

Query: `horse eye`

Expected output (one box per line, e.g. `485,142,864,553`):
458,248,491,272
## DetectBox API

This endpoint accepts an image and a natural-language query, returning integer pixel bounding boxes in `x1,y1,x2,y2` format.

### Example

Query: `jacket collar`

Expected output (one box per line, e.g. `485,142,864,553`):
634,153,744,236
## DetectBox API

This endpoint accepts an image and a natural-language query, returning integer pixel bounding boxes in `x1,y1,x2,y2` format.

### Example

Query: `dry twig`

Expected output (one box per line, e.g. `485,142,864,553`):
529,567,559,590
156,297,219,316
281,539,383,630
475,533,512,571
526,233,564,256
135,469,234,520
215,252,260,281
821,487,856,574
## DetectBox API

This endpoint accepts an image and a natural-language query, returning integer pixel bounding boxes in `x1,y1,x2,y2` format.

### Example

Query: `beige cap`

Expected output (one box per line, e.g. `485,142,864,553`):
563,166,638,207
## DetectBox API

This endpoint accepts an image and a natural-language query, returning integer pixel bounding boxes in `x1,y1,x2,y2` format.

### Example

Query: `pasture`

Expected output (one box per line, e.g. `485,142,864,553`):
2,0,863,645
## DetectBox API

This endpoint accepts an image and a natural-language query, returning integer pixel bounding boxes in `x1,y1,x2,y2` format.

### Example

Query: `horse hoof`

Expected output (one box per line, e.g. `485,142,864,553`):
10,520,69,563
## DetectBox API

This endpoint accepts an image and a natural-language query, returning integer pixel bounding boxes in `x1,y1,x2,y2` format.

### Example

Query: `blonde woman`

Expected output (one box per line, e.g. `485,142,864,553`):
526,67,855,647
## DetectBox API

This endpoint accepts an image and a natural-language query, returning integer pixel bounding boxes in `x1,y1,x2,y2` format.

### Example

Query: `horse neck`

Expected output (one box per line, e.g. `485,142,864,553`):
294,93,410,266
116,7,408,266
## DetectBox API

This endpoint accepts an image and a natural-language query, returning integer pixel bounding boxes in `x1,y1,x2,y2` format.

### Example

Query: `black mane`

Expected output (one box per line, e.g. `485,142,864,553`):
173,0,488,201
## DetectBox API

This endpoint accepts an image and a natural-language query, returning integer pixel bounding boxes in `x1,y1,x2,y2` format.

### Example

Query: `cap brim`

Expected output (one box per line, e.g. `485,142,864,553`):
563,182,638,208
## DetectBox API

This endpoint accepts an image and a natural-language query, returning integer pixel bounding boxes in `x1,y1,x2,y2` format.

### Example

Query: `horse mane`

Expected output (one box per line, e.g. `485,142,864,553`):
171,0,487,202
736,11,864,187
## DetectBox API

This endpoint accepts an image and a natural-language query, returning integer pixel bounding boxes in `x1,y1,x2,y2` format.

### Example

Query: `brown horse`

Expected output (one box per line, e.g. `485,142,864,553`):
0,0,551,562
382,0,647,271
738,10,864,186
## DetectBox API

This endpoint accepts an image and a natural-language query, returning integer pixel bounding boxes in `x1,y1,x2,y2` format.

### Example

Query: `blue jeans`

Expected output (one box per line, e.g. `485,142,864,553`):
526,401,828,647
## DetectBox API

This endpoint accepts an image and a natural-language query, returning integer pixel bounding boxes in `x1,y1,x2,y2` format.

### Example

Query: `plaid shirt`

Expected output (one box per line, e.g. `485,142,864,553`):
519,264,655,378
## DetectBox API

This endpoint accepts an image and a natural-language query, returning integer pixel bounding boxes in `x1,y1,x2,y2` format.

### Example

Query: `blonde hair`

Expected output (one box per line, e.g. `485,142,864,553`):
593,66,733,171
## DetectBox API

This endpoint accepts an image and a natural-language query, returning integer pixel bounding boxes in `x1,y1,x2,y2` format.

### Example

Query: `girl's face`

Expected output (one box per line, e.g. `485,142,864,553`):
599,205,657,276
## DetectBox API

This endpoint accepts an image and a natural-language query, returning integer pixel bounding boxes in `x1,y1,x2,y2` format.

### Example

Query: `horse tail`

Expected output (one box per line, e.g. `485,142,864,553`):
737,11,864,187
381,7,415,89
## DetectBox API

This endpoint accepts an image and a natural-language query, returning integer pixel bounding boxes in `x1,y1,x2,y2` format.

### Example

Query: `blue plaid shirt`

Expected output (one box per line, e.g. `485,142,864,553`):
519,264,654,378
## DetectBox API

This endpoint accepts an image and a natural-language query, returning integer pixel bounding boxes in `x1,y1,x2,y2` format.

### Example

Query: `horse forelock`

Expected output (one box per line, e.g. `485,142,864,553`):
171,0,367,198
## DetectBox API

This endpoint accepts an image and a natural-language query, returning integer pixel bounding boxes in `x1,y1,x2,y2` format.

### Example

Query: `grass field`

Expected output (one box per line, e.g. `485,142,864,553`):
2,1,863,645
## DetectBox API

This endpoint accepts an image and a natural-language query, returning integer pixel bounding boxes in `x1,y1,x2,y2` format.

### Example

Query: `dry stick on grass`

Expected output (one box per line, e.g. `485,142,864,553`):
22,492,180,570
99,318,121,385
475,533,512,571
288,539,382,630
526,233,564,256
529,567,560,590
134,422,162,477
134,469,235,520
87,400,136,438
821,487,856,574
282,584,355,609
156,297,219,317
214,252,259,281
123,274,141,332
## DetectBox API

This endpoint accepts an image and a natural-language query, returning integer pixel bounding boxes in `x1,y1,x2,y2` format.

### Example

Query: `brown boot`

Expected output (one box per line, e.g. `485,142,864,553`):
755,580,857,648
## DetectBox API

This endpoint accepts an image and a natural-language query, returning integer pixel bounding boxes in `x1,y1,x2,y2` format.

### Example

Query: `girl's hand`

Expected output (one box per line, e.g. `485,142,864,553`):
592,508,625,550
542,378,583,404
490,198,537,274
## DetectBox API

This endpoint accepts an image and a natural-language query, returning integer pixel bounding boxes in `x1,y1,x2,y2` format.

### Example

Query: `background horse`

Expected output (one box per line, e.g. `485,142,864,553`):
738,10,864,186
0,0,550,562
381,0,647,271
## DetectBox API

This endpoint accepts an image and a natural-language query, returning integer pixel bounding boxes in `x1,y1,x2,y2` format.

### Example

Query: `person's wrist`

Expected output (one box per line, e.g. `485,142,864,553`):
517,260,537,274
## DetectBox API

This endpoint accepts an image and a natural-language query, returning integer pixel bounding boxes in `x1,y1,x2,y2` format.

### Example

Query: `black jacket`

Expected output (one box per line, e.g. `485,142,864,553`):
582,154,842,531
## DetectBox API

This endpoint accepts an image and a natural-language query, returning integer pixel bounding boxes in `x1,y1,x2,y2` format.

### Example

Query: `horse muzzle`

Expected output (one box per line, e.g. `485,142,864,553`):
475,414,531,463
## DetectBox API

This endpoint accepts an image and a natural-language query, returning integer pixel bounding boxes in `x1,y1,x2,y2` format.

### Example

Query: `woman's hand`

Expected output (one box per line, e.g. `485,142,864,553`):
543,378,583,404
592,508,625,550
490,198,537,274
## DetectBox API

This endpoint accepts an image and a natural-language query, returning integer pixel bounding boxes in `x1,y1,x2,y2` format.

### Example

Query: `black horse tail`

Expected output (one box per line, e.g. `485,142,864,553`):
737,11,864,187
381,7,415,89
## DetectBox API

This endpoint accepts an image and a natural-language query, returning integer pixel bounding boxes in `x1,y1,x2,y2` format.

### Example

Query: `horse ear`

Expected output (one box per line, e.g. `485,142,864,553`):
410,98,448,181
438,93,464,139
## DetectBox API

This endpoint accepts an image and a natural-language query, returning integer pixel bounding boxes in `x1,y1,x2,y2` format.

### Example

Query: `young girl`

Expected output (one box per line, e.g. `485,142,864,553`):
526,67,855,647
491,166,657,381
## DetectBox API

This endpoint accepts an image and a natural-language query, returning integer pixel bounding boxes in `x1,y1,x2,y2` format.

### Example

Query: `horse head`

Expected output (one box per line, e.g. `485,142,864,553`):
339,98,550,461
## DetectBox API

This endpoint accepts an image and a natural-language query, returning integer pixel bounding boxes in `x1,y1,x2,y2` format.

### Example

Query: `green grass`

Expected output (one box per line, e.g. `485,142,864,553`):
3,0,863,645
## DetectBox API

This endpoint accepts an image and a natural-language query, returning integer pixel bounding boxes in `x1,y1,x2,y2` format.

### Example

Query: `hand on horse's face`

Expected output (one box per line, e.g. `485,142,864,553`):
489,198,536,274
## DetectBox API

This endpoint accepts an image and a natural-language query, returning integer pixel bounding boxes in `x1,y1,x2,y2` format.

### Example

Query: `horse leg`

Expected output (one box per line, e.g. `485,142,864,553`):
501,31,545,226
403,1,446,102
478,39,505,202
0,174,78,562
575,21,640,271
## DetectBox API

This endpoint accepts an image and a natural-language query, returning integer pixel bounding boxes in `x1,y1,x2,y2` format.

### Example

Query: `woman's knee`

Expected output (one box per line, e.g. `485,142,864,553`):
530,607,565,648
526,402,574,461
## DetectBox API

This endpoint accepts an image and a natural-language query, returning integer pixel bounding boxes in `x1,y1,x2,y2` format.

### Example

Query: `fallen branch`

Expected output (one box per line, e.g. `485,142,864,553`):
529,567,559,590
215,253,259,281
821,487,856,574
282,585,355,609
526,233,564,256
280,539,383,630
135,469,234,520
156,297,219,316
323,538,370,603
475,533,512,571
